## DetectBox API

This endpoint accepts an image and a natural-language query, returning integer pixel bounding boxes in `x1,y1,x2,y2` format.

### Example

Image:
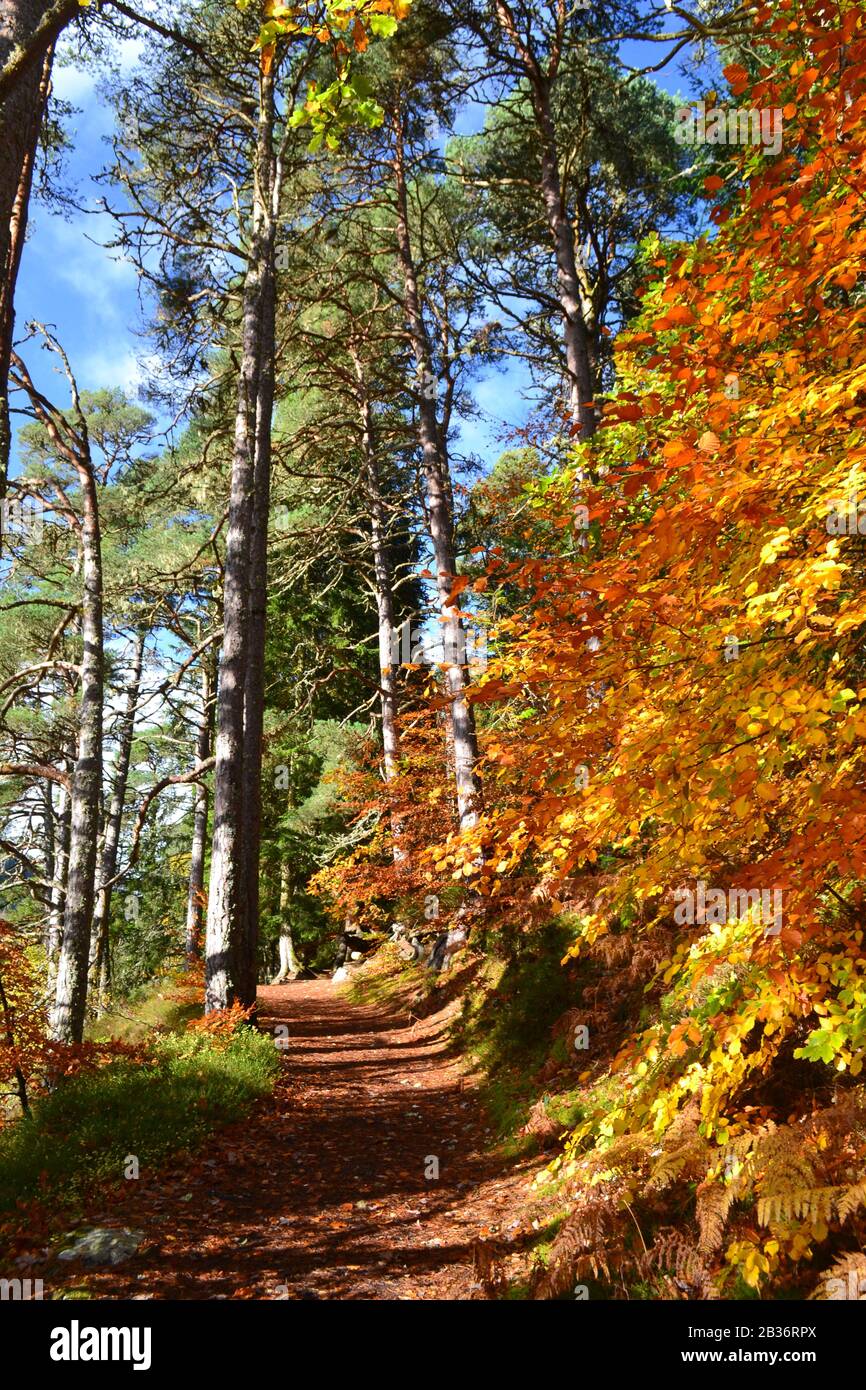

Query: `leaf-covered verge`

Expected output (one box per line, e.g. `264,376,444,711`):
0,978,281,1249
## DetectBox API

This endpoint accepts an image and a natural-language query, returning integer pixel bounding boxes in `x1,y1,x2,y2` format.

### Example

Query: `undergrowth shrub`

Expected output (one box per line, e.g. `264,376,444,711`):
0,1026,280,1215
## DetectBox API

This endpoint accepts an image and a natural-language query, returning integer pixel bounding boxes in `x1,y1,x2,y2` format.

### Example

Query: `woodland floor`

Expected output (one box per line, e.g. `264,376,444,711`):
42,978,539,1300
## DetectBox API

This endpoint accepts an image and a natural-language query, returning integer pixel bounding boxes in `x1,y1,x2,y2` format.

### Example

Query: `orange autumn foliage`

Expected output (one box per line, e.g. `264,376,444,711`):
0,921,149,1122
187,1001,255,1042
415,0,866,1295
0,921,45,1118
311,701,458,928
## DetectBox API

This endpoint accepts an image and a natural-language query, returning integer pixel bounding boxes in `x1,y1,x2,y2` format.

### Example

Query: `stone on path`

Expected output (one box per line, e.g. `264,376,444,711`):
57,1227,144,1267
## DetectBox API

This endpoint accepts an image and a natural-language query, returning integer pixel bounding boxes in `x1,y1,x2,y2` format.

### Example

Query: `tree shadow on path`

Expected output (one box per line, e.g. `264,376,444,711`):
44,978,534,1300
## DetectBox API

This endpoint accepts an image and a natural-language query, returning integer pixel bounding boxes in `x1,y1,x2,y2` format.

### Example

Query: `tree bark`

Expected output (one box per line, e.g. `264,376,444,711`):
91,626,145,1009
533,87,597,439
49,458,103,1043
240,176,276,1009
391,112,483,833
270,863,299,983
491,2,597,439
205,69,275,1013
0,16,54,504
362,399,401,782
185,657,212,961
41,775,55,972
46,768,70,998
353,353,407,861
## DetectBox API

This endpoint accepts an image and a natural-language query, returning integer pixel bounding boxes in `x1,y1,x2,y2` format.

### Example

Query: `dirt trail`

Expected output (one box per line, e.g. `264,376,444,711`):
48,978,535,1300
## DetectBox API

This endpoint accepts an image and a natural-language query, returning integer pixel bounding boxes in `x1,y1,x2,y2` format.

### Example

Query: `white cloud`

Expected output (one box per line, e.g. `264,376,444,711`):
115,36,145,75
52,31,143,103
51,60,94,103
38,209,139,322
76,347,145,393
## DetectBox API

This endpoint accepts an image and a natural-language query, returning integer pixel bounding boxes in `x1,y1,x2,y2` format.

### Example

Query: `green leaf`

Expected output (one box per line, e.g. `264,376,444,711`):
369,14,398,37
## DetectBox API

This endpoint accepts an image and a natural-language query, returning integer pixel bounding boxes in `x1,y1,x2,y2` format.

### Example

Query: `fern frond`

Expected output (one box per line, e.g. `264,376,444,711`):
696,1180,736,1254
811,1252,866,1300
650,1230,714,1298
837,1180,866,1223
757,1185,836,1228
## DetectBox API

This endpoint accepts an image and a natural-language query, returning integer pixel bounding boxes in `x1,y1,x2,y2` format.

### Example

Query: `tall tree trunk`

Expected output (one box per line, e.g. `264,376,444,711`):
367,424,401,782
353,353,406,860
46,767,70,998
91,626,145,1010
270,863,299,983
41,775,54,964
392,113,482,833
240,194,276,1010
185,657,212,961
0,7,56,504
490,2,597,439
204,249,259,1011
533,90,596,439
50,465,103,1043
205,69,275,1013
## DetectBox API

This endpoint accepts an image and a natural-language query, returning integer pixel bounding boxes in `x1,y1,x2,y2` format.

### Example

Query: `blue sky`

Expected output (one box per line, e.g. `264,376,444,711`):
14,41,148,425
12,19,703,480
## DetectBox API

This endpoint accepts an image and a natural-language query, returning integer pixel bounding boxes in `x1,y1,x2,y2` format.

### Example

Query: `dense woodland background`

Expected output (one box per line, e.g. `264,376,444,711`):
2,0,866,1303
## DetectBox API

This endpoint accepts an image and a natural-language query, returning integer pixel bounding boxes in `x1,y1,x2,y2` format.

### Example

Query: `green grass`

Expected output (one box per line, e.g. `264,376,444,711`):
528,1212,568,1266
86,977,201,1042
452,922,582,1144
0,1026,281,1215
344,951,415,1009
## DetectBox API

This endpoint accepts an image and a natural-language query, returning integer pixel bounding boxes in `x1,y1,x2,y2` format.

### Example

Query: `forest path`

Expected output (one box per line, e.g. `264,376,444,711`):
50,978,533,1300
